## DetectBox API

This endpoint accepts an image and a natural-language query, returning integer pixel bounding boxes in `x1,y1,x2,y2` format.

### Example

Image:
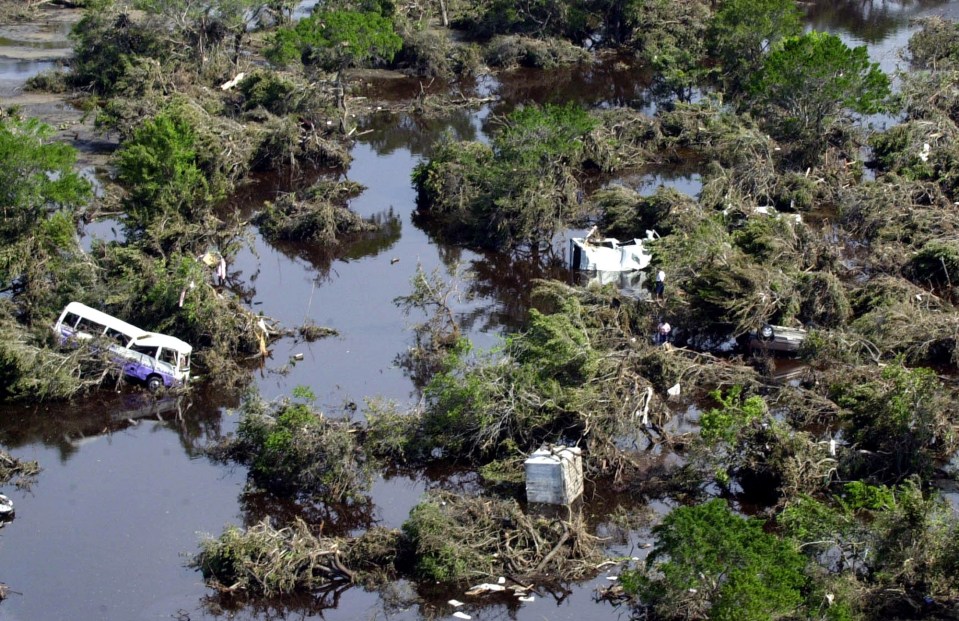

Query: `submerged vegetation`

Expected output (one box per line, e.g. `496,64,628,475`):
10,0,959,620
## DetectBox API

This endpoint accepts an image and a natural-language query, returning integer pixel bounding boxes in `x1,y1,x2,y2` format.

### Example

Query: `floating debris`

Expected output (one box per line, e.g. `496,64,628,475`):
0,494,13,520
465,583,507,595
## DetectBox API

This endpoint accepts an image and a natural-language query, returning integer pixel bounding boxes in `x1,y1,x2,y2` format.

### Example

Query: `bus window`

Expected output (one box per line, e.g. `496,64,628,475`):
75,318,106,337
159,348,177,367
62,312,82,328
130,344,158,358
105,328,130,346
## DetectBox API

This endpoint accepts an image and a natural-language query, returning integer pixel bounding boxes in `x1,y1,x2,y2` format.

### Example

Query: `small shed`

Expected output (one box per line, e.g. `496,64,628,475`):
524,446,583,505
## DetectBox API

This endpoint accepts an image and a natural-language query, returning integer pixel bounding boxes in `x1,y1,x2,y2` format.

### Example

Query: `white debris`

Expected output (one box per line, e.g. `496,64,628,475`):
569,232,652,272
919,142,931,162
219,72,246,90
497,576,506,585
518,595,535,602
0,494,12,517
448,599,464,608
453,613,472,620
667,383,681,399
466,583,507,595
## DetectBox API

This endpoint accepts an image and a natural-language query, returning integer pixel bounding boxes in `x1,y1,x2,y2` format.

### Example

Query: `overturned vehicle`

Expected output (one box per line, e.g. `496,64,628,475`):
53,302,192,391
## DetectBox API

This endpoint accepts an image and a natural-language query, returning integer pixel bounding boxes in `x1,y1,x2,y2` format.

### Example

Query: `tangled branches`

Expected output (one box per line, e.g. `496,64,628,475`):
192,518,354,596
402,491,603,582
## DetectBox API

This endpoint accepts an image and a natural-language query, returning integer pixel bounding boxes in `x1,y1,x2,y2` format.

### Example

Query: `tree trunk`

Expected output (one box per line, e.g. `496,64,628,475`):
438,0,449,27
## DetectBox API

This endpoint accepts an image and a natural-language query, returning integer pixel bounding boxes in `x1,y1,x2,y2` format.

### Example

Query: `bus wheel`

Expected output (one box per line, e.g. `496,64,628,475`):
146,375,164,393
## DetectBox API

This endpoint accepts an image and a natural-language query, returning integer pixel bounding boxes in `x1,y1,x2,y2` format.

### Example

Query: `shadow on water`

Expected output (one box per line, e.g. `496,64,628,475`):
492,58,656,112
0,387,239,462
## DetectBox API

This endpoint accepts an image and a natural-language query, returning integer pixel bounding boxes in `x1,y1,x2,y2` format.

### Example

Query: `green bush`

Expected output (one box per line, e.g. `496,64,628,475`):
231,395,372,502
413,103,595,249
116,105,217,230
267,10,403,70
625,498,807,621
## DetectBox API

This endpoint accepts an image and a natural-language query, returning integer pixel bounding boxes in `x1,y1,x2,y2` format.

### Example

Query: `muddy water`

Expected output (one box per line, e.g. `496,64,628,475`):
0,3,942,621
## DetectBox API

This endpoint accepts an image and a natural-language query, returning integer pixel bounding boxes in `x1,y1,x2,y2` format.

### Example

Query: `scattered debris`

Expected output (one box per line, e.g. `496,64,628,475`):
466,583,507,595
219,72,246,91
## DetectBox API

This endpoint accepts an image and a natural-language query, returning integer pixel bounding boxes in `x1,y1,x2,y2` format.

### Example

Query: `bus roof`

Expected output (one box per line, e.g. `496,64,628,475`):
62,302,147,339
61,302,192,354
134,333,193,354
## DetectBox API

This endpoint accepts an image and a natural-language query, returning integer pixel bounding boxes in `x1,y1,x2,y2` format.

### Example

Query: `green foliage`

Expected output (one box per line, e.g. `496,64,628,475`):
798,271,851,328
192,518,354,596
116,105,218,230
267,10,403,70
453,0,588,42
0,117,90,247
413,103,595,249
597,185,701,239
908,17,959,70
906,240,959,287
699,386,766,445
0,116,91,321
254,180,370,243
511,303,598,384
708,0,802,93
233,396,371,502
750,31,892,159
628,499,807,621
402,499,480,581
626,0,711,99
237,70,299,115
70,7,173,94
831,361,954,481
840,481,896,512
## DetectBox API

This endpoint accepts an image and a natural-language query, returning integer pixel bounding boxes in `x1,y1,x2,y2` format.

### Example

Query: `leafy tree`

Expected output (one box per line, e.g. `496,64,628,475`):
266,10,403,71
413,103,596,249
623,499,807,620
708,0,802,93
0,116,92,319
115,105,219,231
626,0,711,100
750,31,892,158
831,361,954,481
0,117,90,246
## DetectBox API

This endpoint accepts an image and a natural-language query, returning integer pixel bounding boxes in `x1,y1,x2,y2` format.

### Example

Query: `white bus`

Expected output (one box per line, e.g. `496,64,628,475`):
53,302,192,391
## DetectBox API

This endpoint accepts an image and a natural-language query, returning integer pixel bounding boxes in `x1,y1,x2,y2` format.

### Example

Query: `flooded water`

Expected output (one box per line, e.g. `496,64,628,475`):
0,3,949,620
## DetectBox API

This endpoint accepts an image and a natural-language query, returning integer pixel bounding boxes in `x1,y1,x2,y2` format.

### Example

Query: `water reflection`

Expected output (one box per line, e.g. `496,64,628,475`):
265,208,402,283
0,388,237,462
357,109,481,157
491,59,655,112
461,246,572,334
238,489,376,536
805,0,950,43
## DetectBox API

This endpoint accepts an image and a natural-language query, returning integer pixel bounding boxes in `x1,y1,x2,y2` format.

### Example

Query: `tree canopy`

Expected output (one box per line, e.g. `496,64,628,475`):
267,10,403,70
750,31,892,157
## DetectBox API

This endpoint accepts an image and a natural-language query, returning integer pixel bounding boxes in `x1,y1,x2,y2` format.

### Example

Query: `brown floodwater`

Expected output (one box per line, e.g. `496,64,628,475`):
0,2,950,620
